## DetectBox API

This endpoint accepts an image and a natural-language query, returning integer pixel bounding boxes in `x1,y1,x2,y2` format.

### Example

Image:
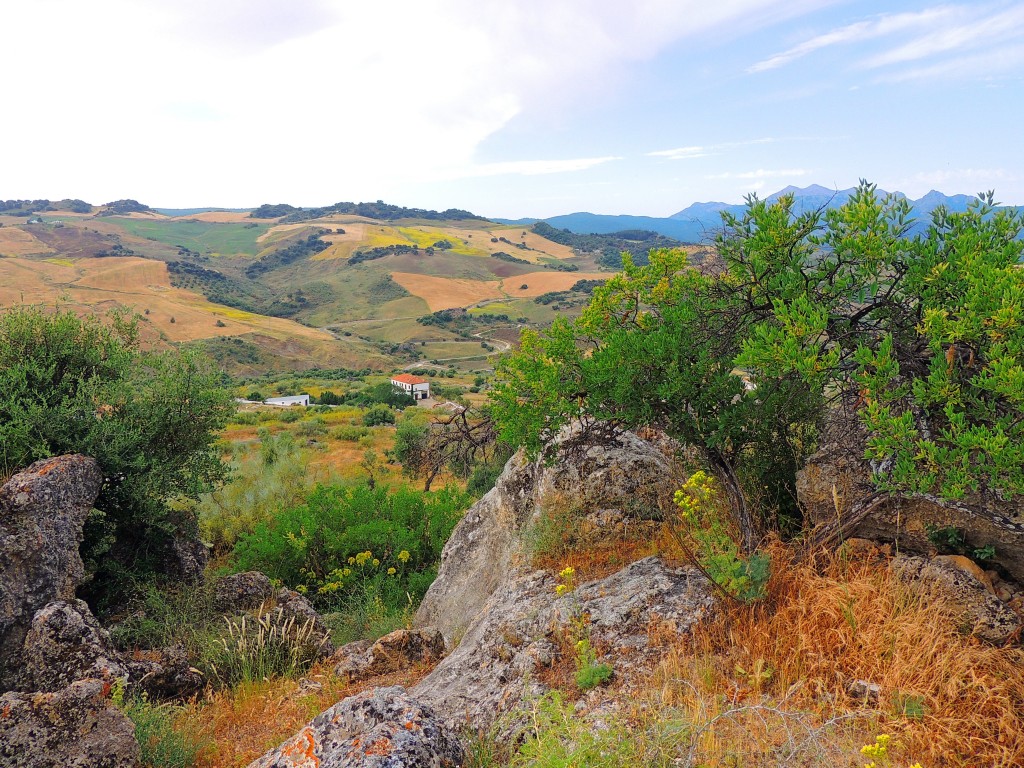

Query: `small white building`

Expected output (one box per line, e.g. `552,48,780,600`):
264,394,310,407
390,374,431,401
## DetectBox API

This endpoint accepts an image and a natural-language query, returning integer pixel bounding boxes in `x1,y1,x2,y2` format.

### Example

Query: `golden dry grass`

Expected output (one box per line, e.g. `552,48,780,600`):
0,226,55,256
390,271,608,311
177,662,435,768
390,272,504,311
177,212,254,223
655,543,1024,768
0,256,336,344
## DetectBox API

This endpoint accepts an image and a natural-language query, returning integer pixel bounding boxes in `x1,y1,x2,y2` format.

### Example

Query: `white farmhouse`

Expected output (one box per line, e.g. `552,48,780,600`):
390,374,431,401
264,394,310,407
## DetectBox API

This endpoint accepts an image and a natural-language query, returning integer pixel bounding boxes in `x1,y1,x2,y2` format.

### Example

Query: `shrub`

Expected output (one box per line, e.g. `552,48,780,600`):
200,607,327,687
363,404,396,426
0,306,233,609
233,484,470,613
278,408,301,423
113,682,205,768
330,424,370,442
296,417,327,437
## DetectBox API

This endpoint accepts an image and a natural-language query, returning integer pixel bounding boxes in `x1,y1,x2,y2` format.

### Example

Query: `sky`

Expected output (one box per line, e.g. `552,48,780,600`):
2,0,1022,217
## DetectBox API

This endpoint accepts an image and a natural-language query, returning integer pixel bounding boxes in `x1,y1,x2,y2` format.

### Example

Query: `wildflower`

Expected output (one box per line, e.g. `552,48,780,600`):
348,556,355,565
559,566,575,580
397,550,411,562
387,567,397,575
372,558,381,567
555,584,569,596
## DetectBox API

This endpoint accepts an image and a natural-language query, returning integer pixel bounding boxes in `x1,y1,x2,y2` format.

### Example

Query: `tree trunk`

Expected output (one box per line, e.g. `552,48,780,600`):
705,449,758,554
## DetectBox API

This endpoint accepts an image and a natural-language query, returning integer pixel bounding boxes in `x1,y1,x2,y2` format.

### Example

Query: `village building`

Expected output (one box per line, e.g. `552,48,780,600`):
390,374,431,401
264,395,310,407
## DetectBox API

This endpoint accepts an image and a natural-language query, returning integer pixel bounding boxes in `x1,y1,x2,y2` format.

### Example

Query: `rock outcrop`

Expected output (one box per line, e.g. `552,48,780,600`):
796,408,1024,583
890,555,1021,644
332,628,446,683
416,424,679,645
215,571,275,612
20,600,127,693
412,557,716,736
0,455,103,690
246,686,464,768
0,679,140,768
276,588,336,659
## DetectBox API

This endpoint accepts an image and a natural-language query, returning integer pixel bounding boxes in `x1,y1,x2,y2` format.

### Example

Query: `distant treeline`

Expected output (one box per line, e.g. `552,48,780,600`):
531,222,682,269
245,234,329,278
0,198,151,216
534,279,605,305
349,243,432,265
249,201,487,223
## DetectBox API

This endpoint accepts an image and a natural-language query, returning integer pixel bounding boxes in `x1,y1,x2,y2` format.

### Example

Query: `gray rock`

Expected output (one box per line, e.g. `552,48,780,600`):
215,571,275,612
20,600,127,693
416,424,679,646
163,531,209,584
126,645,204,701
890,555,1021,644
796,406,1024,583
0,455,102,690
276,588,335,659
0,679,140,768
246,685,464,768
333,628,445,683
412,557,716,737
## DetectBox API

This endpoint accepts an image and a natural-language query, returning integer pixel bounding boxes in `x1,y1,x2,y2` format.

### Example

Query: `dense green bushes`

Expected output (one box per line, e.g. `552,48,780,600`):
233,484,471,611
0,306,233,608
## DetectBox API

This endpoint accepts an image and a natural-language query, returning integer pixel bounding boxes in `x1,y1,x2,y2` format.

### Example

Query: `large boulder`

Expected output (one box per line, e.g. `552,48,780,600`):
0,455,102,690
796,408,1024,583
416,424,679,645
20,600,127,693
0,679,140,768
412,557,716,737
332,628,446,683
215,571,275,613
275,588,335,659
890,555,1021,644
246,685,464,768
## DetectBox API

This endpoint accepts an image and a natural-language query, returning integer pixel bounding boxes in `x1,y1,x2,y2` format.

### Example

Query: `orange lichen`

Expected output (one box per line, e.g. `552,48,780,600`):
278,727,319,767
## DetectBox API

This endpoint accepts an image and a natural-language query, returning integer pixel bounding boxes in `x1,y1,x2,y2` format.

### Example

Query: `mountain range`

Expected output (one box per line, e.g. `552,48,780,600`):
504,184,1008,243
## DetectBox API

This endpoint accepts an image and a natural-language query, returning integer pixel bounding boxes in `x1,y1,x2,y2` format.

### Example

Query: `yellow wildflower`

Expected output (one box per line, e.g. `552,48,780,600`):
388,567,397,575
398,550,411,562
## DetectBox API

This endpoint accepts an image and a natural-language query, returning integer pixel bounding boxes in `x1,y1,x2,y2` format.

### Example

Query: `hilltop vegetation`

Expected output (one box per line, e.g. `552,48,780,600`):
250,200,487,223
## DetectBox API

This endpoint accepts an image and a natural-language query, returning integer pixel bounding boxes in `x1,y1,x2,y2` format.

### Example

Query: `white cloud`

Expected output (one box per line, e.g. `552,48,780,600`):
0,0,833,205
648,138,777,160
748,2,1024,86
747,8,955,73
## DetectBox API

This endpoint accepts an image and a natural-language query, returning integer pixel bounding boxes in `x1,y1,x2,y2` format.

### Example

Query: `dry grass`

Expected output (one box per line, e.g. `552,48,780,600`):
175,662,435,768
654,543,1024,767
0,226,54,256
390,271,609,312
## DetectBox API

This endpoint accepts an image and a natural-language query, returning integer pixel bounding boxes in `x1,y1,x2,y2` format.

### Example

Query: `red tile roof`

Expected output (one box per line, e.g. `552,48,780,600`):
391,374,428,385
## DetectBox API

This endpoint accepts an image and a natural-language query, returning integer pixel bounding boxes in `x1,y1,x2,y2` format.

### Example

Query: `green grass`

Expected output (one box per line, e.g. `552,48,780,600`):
108,218,269,256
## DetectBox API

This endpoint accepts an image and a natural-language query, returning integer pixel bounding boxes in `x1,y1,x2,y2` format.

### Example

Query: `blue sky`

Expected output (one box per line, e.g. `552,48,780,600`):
2,0,1022,217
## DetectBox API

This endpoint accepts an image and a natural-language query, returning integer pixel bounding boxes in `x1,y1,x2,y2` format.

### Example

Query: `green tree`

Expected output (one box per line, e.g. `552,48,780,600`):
726,183,1024,512
494,181,1024,550
493,249,819,551
0,306,234,607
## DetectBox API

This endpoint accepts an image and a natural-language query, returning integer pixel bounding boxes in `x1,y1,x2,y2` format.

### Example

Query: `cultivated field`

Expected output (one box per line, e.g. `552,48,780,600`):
0,226,55,257
391,270,608,311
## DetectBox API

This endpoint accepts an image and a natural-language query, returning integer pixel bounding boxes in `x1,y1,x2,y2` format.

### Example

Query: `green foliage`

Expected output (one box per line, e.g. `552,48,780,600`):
924,523,996,562
573,638,613,690
0,306,233,607
510,692,648,768
112,682,205,768
362,404,396,426
672,472,770,601
232,483,471,611
725,183,1024,502
198,431,311,553
200,607,327,687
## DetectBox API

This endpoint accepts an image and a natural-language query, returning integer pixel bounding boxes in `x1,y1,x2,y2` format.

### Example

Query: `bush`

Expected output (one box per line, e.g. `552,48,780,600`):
233,484,471,612
278,408,301,423
199,607,327,687
0,306,233,609
330,424,370,442
113,683,205,768
363,404,396,426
